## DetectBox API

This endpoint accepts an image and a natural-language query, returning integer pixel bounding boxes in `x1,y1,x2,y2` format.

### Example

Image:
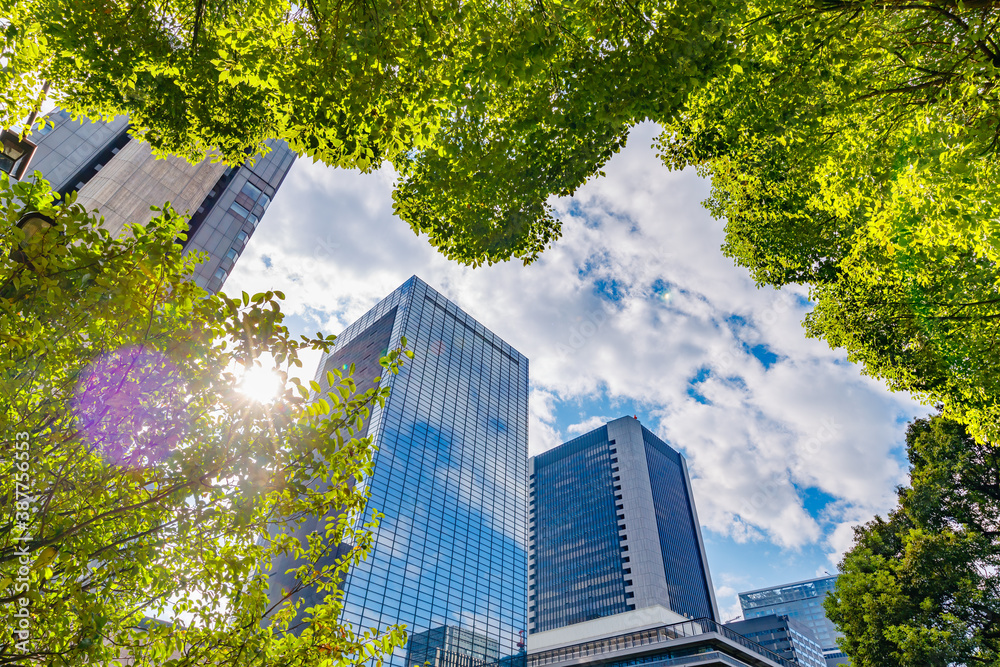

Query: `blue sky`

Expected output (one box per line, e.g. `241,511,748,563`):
225,122,929,621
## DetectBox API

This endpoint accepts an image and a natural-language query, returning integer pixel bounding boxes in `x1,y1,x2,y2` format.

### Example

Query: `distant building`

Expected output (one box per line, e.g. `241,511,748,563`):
726,615,825,667
21,108,295,293
269,276,529,667
529,416,717,635
738,576,847,666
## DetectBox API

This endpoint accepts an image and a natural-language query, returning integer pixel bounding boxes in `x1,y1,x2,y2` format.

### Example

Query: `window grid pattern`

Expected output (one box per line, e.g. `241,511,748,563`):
738,577,841,655
406,625,500,667
24,109,131,196
267,310,397,617
18,109,295,295
531,427,628,632
641,428,714,621
727,616,825,667
325,277,528,667
186,137,295,293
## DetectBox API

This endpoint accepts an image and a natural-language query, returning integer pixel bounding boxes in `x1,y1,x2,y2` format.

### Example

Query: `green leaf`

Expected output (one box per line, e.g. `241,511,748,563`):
0,174,405,665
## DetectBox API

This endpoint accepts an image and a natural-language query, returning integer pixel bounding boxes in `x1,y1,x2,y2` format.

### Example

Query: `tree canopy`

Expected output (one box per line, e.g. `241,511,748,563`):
1,0,732,265
6,0,998,435
658,0,1000,441
0,173,410,666
826,414,1000,667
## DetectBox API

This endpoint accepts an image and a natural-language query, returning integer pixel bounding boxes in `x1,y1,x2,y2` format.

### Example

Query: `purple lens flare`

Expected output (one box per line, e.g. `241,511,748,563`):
74,346,188,467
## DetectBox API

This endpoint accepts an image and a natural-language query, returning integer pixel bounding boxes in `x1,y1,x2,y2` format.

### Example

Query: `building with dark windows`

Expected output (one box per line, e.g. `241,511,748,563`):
270,276,529,667
528,416,717,636
19,108,295,293
738,576,846,667
725,615,825,667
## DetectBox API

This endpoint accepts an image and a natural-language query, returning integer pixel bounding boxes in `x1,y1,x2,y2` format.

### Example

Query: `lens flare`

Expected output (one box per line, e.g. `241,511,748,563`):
238,365,281,403
74,345,184,468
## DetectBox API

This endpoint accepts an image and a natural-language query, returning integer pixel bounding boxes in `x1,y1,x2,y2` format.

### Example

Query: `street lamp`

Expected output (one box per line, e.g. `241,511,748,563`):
0,129,38,180
1,81,50,181
10,211,55,266
17,211,55,240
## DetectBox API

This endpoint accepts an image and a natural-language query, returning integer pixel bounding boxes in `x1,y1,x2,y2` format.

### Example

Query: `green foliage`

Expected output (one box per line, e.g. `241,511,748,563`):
0,0,733,265
391,0,732,265
659,0,1000,440
0,174,408,666
826,414,1000,667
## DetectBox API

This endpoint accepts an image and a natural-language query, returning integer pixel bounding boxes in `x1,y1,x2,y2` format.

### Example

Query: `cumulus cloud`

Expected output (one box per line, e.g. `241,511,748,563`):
528,389,563,456
225,122,927,581
565,415,616,437
714,585,744,624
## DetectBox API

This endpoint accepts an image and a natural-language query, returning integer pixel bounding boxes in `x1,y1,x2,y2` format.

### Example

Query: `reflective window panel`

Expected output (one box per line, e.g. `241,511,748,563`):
276,276,529,667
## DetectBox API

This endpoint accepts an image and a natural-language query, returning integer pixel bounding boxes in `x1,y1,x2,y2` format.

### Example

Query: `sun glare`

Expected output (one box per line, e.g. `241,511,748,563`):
238,365,282,403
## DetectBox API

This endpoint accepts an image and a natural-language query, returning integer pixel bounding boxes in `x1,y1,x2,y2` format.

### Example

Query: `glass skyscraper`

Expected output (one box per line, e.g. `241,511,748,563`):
20,108,295,293
739,576,846,666
726,614,826,667
529,416,717,635
280,276,529,667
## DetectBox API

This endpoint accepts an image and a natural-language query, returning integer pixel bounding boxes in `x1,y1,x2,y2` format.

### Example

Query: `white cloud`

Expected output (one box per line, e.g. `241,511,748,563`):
565,415,615,437
529,389,563,457
714,585,744,624
822,500,891,570
225,121,927,571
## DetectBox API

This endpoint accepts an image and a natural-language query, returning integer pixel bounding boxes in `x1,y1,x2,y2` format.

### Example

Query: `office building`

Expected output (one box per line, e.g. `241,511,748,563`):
528,416,717,635
527,610,793,667
738,576,847,666
271,276,529,667
726,615,825,667
20,108,295,293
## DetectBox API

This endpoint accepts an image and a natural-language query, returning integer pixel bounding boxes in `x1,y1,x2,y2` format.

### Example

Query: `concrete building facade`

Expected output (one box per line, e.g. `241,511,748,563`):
19,108,295,293
528,609,792,667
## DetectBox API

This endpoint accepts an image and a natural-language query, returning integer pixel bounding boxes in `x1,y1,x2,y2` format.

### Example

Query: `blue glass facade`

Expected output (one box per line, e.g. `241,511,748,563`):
530,426,630,632
406,625,500,667
305,277,529,667
529,417,717,636
641,428,714,621
726,615,826,667
739,576,845,665
268,309,397,621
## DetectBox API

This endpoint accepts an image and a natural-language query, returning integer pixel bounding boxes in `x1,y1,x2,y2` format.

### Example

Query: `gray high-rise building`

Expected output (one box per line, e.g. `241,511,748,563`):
528,416,718,636
19,108,295,293
738,576,846,667
271,276,529,667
